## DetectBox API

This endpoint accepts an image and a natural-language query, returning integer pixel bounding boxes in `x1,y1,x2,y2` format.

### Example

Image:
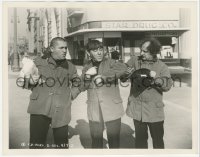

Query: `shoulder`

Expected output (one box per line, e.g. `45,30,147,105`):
157,60,169,69
33,57,47,66
66,60,77,72
126,56,138,67
106,58,115,64
67,60,75,68
156,60,171,76
130,56,138,62
105,59,127,71
104,58,120,65
102,58,116,67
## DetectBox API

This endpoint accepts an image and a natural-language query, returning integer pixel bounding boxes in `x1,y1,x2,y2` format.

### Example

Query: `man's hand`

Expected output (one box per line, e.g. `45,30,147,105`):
149,71,163,88
154,77,164,87
123,67,135,79
85,67,97,76
125,67,135,75
120,67,135,82
22,58,35,74
150,71,156,78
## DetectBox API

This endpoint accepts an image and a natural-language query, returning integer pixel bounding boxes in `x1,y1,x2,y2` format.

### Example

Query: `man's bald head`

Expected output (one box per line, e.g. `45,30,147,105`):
49,37,67,60
50,37,66,47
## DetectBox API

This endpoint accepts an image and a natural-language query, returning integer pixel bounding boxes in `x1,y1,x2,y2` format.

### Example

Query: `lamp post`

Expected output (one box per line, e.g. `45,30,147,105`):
27,15,40,56
12,8,20,72
47,20,52,46
34,17,40,56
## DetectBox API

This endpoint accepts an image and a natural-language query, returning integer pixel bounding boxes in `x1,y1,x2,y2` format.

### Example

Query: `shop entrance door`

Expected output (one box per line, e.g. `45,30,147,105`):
104,38,122,61
122,32,145,63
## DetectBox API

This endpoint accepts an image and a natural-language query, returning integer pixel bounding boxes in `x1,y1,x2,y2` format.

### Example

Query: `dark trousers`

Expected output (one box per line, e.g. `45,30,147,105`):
133,119,164,149
89,118,121,148
29,114,69,149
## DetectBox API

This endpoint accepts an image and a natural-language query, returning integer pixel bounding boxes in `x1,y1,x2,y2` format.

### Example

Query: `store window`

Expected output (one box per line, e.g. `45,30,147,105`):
156,36,179,59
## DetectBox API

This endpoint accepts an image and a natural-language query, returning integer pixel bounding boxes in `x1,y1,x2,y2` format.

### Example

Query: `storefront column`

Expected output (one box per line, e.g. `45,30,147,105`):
179,8,191,59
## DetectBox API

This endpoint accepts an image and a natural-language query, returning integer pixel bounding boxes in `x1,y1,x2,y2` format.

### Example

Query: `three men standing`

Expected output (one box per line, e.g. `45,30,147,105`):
21,37,172,149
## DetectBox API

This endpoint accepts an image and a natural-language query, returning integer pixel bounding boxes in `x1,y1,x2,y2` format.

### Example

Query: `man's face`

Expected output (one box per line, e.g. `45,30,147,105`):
140,41,153,60
50,40,67,60
89,47,104,62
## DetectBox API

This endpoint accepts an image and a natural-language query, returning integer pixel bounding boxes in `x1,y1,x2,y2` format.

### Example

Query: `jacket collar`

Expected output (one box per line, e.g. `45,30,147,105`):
140,58,158,64
47,56,68,69
47,56,57,66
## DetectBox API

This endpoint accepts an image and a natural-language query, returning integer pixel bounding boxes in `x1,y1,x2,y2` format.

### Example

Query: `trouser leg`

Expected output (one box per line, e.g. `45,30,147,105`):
105,118,121,148
53,125,69,149
148,121,164,149
89,120,104,148
133,119,148,148
29,114,51,149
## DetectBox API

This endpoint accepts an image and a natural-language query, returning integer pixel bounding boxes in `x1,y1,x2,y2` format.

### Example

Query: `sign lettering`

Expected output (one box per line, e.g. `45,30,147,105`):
102,21,179,29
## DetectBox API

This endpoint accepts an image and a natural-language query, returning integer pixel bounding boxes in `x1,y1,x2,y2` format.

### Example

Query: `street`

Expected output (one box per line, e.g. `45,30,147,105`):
8,66,192,149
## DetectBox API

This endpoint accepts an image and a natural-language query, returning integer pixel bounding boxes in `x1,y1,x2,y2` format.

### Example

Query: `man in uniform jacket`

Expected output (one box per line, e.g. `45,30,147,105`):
21,37,78,149
122,38,173,149
73,40,127,148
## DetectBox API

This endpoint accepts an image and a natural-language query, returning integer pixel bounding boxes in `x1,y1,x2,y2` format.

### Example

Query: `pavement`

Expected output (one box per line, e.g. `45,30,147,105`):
8,66,192,149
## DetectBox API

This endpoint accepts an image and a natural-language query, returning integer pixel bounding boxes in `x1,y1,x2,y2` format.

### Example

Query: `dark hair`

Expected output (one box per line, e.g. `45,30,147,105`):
140,38,161,55
111,51,120,60
86,40,103,51
50,37,66,47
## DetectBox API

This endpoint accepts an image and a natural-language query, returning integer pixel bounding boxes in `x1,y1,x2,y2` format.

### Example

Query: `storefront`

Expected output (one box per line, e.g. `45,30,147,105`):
65,7,191,70
65,24,188,66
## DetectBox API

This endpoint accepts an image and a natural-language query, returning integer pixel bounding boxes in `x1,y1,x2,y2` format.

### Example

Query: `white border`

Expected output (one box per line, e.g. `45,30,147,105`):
1,1,199,156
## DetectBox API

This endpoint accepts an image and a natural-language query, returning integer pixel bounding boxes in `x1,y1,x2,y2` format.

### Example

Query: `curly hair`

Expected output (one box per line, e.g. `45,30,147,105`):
140,38,161,55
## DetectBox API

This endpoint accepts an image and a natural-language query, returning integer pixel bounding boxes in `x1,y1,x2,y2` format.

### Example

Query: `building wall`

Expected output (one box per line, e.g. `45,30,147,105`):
86,7,179,22
179,8,191,59
61,8,68,37
70,7,179,28
27,9,36,54
27,8,68,55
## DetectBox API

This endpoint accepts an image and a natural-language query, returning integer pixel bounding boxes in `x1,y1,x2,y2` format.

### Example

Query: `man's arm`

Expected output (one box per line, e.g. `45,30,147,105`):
70,65,92,100
120,57,137,82
70,65,82,100
17,58,42,90
92,59,128,84
102,59,127,79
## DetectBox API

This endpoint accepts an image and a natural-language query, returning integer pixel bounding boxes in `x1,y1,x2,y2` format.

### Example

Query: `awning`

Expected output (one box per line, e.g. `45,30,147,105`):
65,27,190,38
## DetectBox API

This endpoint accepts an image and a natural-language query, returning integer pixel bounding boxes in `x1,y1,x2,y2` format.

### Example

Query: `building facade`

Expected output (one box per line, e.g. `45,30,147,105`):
27,8,68,56
26,4,196,71
65,6,195,70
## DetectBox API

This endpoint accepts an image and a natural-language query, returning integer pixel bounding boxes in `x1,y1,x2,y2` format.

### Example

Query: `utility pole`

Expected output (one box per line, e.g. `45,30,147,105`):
12,8,20,72
36,14,40,56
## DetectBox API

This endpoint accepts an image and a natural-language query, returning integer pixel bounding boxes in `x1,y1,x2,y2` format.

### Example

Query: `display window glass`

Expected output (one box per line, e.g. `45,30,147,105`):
156,36,179,59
